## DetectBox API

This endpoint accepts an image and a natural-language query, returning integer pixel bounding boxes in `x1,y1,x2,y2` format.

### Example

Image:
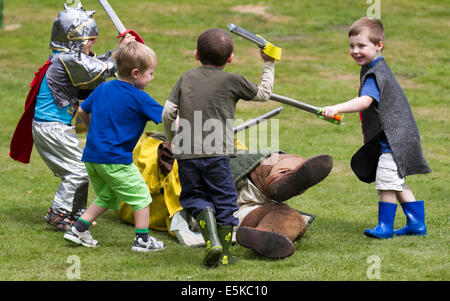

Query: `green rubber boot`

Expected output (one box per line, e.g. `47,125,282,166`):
217,224,238,266
196,207,222,268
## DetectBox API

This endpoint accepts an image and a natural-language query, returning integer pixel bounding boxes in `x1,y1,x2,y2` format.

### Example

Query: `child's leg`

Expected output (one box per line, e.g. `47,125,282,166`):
394,185,426,236
177,159,213,218
102,163,164,252
133,206,150,242
396,187,416,203
195,207,223,267
203,157,239,226
203,157,239,266
32,121,89,229
131,206,165,251
65,163,116,244
64,203,105,248
178,159,222,266
366,152,402,239
78,204,108,225
378,190,397,204
76,162,119,228
134,206,150,230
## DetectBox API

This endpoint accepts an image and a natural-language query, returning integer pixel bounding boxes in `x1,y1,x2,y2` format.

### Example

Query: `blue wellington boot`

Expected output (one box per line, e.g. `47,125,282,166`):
364,202,397,239
394,201,427,236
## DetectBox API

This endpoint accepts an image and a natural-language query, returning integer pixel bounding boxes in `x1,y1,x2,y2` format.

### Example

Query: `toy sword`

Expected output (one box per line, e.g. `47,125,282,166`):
228,23,282,61
98,0,145,44
234,107,283,133
270,93,343,125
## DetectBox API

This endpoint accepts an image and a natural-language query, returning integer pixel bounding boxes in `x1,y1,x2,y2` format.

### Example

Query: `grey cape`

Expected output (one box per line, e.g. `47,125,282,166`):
350,58,431,183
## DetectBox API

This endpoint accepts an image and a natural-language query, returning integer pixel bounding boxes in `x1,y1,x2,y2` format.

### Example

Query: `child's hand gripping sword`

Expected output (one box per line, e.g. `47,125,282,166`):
270,93,343,125
98,0,145,44
227,24,340,124
228,23,282,61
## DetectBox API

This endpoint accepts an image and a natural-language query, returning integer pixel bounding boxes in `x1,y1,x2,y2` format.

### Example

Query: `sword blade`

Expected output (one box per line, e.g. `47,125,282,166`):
98,0,127,34
234,107,283,133
228,23,267,49
269,93,319,115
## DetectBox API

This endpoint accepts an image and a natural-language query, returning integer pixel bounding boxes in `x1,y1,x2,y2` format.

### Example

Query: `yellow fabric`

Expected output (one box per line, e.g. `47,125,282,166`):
116,133,182,237
234,137,247,151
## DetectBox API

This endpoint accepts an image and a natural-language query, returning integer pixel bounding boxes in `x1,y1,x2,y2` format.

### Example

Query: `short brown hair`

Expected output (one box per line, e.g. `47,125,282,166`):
113,41,157,79
348,17,384,46
196,28,234,66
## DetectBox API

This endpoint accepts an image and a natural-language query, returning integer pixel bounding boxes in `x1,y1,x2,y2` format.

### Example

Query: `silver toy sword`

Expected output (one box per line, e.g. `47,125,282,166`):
270,93,342,125
234,107,283,133
228,23,282,61
228,23,267,49
98,0,145,44
98,0,127,34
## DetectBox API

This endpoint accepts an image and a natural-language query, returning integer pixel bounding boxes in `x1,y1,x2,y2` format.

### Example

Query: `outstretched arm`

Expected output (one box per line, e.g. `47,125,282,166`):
321,95,373,119
253,51,275,101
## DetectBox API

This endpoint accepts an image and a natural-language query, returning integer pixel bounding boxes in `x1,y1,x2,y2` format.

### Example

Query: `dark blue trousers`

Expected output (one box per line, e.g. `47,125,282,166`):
178,156,239,226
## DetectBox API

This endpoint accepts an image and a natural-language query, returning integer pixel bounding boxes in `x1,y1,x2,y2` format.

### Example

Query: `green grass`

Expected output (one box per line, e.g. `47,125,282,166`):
0,0,449,281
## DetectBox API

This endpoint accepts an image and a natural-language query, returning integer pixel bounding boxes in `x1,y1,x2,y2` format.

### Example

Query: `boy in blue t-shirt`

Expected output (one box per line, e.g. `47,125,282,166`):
322,17,430,239
64,41,165,252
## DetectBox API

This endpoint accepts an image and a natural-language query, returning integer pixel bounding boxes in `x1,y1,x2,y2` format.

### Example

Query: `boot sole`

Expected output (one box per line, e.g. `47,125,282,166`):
394,230,427,236
131,245,166,252
236,226,294,259
364,230,394,239
269,155,333,202
203,247,223,267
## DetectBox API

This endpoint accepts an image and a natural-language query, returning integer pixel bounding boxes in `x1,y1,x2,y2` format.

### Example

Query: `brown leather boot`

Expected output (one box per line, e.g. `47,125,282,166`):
250,154,333,202
236,203,306,259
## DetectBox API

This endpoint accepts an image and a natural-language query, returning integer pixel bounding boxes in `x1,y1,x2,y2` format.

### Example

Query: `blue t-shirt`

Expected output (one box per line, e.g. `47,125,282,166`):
34,74,74,124
360,56,391,153
81,79,163,164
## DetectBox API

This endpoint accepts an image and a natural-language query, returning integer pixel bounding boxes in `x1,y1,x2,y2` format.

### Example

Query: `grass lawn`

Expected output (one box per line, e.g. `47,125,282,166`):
0,0,448,282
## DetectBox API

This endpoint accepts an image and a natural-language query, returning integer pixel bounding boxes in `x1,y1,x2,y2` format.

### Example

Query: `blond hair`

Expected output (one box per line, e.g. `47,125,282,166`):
113,41,157,79
348,17,384,46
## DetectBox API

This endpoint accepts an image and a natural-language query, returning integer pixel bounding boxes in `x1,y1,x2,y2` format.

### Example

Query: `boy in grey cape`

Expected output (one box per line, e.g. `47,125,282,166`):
322,17,431,239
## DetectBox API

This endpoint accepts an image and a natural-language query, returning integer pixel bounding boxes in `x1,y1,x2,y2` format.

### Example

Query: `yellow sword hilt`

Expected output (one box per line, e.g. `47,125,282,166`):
228,23,282,61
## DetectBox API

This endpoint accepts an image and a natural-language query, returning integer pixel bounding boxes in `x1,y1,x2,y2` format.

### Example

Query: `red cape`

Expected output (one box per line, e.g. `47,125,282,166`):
9,61,51,164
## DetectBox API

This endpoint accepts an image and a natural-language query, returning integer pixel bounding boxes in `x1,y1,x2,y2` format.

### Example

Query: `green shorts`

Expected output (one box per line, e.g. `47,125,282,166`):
84,162,152,211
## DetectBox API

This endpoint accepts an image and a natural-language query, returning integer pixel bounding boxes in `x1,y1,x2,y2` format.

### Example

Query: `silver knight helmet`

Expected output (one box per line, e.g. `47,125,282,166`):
49,1,98,53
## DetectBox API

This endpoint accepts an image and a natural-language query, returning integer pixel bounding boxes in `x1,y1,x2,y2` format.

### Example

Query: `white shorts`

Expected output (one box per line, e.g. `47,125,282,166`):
375,152,407,192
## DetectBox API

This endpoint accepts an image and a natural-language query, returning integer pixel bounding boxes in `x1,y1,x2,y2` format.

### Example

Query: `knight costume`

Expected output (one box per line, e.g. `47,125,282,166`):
9,2,117,230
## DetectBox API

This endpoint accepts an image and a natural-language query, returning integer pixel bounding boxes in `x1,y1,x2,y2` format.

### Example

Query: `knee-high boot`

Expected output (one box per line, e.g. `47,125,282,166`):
236,203,306,259
196,207,222,267
394,201,427,236
364,202,397,239
217,224,237,265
